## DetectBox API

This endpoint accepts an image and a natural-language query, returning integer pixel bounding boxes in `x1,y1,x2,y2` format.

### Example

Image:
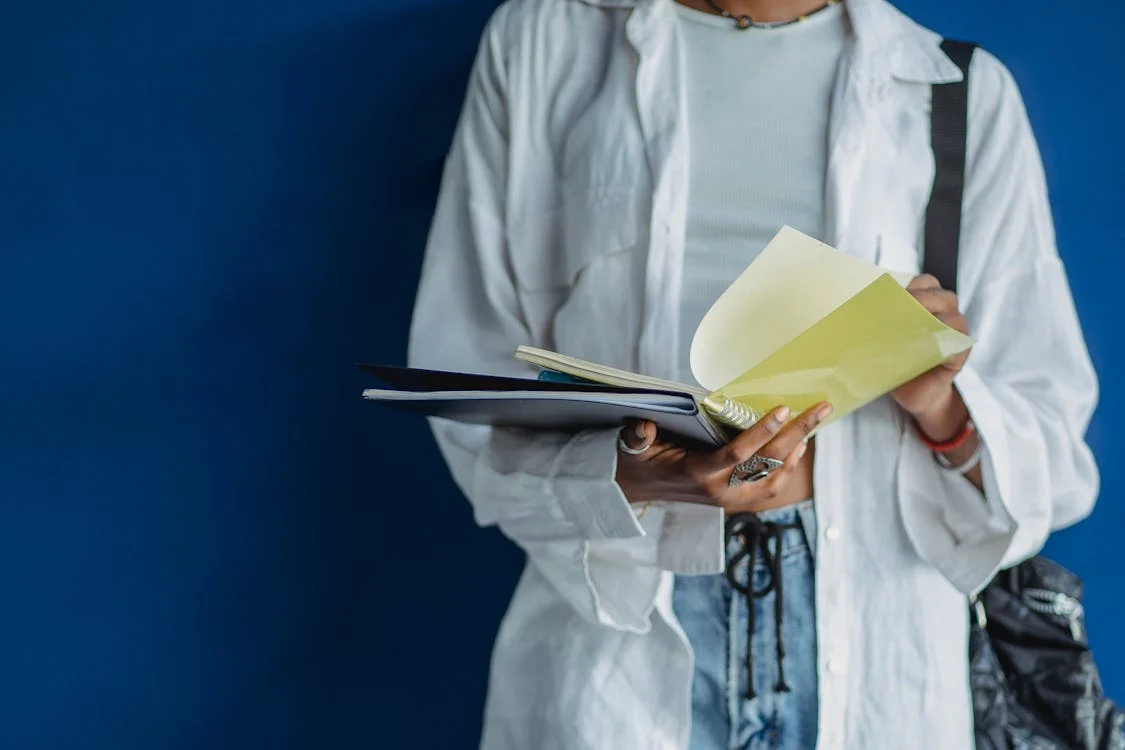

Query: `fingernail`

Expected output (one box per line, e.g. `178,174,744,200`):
817,404,834,421
774,406,791,423
635,422,647,440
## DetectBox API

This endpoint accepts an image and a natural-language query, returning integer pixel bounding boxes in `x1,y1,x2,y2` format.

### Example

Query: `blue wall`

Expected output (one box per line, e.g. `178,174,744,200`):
0,1,1120,747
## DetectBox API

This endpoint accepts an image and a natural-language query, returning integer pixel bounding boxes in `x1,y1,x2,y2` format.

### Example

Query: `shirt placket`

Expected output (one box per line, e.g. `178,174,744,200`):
626,7,717,750
629,6,884,750
816,41,873,750
628,2,690,384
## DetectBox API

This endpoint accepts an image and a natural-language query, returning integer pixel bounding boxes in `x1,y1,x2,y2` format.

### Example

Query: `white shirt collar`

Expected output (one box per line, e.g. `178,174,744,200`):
571,0,964,83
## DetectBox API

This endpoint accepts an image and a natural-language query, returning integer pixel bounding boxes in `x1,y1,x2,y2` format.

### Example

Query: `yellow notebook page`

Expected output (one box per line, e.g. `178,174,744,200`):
715,273,974,425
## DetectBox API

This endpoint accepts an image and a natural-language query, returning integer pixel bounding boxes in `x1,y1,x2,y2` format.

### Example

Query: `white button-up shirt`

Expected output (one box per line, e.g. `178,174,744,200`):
407,1,1100,748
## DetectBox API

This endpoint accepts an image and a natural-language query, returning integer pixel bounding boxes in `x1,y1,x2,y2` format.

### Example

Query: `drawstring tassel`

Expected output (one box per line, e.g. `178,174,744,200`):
773,552,791,693
725,513,800,699
744,595,758,700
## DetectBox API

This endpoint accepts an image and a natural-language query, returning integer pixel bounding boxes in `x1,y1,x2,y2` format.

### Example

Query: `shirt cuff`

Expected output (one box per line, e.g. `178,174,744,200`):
898,366,1039,595
652,501,726,574
551,427,726,571
549,429,725,631
550,428,646,540
955,365,1052,562
581,500,725,632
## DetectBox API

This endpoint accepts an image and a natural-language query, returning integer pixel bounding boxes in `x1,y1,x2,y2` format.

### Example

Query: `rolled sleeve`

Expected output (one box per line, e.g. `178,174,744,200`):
897,49,1098,595
581,502,725,632
551,428,646,539
898,364,1033,595
896,260,1098,596
552,428,726,571
475,423,723,631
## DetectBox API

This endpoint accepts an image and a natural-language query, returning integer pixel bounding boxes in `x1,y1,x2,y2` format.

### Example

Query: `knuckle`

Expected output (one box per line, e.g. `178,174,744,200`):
911,274,939,291
760,417,783,437
717,448,739,468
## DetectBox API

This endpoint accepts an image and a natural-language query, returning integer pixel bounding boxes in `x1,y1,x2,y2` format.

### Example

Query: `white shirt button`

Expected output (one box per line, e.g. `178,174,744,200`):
826,658,844,676
825,526,841,542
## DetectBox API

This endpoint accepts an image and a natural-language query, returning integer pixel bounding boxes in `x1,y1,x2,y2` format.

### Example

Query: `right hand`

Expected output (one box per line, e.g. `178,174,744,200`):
615,403,832,514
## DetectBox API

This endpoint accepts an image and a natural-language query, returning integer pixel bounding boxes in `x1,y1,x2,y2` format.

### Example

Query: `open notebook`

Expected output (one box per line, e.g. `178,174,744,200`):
360,364,728,445
362,226,973,443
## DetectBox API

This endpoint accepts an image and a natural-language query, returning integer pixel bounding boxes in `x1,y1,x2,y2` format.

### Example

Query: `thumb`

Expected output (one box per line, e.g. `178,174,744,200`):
907,273,942,291
620,420,657,455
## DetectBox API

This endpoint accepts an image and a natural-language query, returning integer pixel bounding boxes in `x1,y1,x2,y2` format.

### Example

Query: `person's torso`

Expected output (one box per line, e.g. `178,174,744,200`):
483,1,979,748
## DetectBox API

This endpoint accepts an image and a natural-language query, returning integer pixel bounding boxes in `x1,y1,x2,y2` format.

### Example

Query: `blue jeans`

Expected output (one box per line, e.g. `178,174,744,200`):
673,501,819,750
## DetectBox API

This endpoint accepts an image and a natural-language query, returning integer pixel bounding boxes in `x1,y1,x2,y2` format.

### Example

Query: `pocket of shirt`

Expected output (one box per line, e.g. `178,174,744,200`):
508,192,647,294
506,85,652,294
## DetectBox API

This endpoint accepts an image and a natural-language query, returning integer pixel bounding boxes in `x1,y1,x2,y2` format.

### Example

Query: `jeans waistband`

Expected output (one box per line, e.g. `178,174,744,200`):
725,499,816,565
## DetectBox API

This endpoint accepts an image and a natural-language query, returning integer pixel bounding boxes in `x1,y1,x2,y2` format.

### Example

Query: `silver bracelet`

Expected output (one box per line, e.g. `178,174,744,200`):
934,444,983,474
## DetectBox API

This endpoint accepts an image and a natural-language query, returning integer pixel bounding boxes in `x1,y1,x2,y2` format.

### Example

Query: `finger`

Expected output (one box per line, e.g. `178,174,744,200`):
907,274,942,292
910,288,957,311
722,440,807,513
935,312,969,335
910,288,959,316
939,348,971,372
758,401,834,459
619,420,658,455
704,405,791,472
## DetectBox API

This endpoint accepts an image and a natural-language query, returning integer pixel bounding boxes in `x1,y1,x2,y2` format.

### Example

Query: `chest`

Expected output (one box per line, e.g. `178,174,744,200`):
503,24,940,356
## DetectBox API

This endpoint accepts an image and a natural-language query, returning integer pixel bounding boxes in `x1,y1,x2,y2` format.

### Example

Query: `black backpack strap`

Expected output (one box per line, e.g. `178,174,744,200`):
923,39,978,294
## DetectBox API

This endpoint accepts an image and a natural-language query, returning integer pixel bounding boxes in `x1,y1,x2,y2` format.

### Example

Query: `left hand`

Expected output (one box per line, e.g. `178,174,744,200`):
891,274,972,424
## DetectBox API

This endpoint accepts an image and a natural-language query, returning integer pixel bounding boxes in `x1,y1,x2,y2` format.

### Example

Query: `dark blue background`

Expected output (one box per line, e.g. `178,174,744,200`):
1,1,1121,747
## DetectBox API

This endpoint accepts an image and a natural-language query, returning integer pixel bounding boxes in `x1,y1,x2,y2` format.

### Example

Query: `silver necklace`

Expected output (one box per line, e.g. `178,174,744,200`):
701,0,840,30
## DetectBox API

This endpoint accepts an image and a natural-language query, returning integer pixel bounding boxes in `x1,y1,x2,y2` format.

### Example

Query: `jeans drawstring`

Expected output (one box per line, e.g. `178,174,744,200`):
725,512,802,700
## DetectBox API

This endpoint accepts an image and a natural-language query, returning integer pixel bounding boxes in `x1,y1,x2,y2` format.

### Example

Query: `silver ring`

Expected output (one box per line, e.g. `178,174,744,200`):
618,432,651,456
729,455,784,487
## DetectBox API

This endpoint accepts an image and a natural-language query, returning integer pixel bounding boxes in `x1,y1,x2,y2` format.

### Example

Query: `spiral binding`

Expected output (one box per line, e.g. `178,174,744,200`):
701,394,758,430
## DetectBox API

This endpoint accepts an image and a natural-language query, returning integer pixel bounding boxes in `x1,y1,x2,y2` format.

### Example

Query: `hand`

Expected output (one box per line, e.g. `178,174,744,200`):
891,274,972,428
614,403,833,514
